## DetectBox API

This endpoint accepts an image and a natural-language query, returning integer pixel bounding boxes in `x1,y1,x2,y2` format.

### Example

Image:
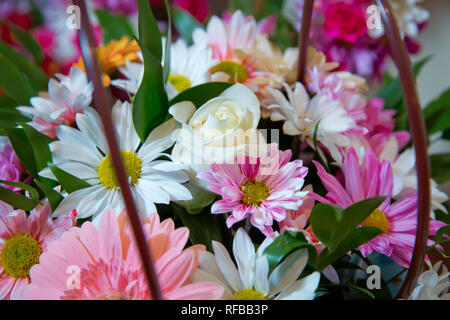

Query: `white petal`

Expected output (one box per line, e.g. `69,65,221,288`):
232,228,256,289
212,240,243,292
276,272,320,300
169,101,196,125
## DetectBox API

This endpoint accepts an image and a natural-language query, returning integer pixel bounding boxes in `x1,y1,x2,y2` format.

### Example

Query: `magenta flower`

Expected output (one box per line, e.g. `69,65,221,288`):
173,0,210,23
197,145,309,237
0,144,22,192
322,2,367,44
311,147,445,267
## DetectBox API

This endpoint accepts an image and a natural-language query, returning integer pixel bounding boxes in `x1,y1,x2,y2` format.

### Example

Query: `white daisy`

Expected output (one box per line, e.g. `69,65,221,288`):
17,67,93,138
111,39,217,100
42,101,192,222
409,261,450,300
263,82,355,150
190,228,320,300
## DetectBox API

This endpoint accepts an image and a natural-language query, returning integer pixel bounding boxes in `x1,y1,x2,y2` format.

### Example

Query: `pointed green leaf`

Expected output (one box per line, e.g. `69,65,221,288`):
4,128,37,176
34,179,64,211
95,10,135,42
8,23,44,64
0,180,39,203
21,123,53,172
138,0,162,60
0,185,37,211
48,164,91,194
163,0,172,83
169,82,232,107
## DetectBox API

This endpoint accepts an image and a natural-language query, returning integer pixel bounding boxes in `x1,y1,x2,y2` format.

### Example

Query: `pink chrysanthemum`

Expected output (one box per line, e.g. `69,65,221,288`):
0,143,22,192
197,146,308,237
311,147,445,267
24,210,223,300
0,200,76,299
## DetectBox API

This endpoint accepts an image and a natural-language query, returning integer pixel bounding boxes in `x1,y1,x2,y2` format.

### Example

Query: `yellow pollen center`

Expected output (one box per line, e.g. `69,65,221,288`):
210,60,249,84
361,208,390,233
1,235,42,279
241,181,269,207
97,151,142,189
232,288,268,300
168,74,192,93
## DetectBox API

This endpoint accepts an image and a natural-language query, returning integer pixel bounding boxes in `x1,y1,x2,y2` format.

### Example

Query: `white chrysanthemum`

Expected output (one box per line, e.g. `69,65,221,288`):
111,39,217,99
190,228,320,300
263,82,355,150
42,101,192,222
409,261,450,300
18,67,92,138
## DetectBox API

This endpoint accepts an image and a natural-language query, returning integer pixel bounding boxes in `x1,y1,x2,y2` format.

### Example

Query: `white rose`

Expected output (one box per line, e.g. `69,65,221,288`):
169,83,266,187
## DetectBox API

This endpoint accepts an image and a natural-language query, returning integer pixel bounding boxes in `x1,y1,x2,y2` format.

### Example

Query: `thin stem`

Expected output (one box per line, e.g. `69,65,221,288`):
73,0,163,300
375,0,431,299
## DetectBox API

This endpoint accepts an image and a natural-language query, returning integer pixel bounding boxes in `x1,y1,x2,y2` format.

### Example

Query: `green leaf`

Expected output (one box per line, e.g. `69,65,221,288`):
263,231,310,272
316,227,383,271
310,197,385,250
430,153,450,184
228,0,254,15
172,204,223,252
377,55,431,109
0,53,37,105
169,82,232,107
424,88,450,134
4,128,37,176
48,164,91,194
163,0,172,83
175,182,217,214
34,179,64,212
0,180,39,203
0,185,37,211
435,225,450,244
21,123,53,172
137,0,162,61
324,283,375,300
95,10,135,42
7,23,44,63
0,41,48,91
172,7,203,44
133,47,169,141
0,109,30,129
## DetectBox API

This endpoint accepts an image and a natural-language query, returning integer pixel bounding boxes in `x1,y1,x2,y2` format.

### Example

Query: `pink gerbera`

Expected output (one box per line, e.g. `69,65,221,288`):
24,210,223,300
0,200,76,299
311,147,444,267
197,145,308,237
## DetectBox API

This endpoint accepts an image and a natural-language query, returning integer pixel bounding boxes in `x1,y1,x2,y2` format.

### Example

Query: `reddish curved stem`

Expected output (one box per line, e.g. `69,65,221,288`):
375,0,430,299
297,0,315,85
73,0,163,300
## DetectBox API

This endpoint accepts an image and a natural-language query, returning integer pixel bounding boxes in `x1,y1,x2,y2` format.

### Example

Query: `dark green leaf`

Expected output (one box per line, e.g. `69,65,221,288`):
133,47,169,141
95,10,135,42
4,128,37,176
430,153,450,184
172,204,223,252
0,53,36,105
138,0,162,61
316,227,383,271
0,41,48,91
0,109,30,129
34,179,64,211
0,180,39,203
8,23,44,63
263,231,310,272
48,164,91,194
169,82,232,107
21,123,53,172
0,185,37,210
172,7,203,44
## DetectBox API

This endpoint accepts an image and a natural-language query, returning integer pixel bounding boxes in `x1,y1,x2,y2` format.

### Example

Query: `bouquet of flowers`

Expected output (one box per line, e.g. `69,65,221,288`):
0,0,448,301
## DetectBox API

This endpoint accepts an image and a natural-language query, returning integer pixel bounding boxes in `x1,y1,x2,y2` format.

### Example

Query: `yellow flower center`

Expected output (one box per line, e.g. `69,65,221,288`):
232,288,268,300
241,181,270,207
361,208,390,233
210,60,249,84
168,74,192,93
97,151,142,189
1,235,42,279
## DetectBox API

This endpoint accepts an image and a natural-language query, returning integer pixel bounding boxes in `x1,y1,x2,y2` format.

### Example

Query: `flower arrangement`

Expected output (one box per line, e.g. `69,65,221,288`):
0,0,448,301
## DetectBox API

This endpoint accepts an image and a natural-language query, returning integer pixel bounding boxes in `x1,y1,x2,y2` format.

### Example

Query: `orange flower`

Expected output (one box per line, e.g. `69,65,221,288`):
73,36,141,86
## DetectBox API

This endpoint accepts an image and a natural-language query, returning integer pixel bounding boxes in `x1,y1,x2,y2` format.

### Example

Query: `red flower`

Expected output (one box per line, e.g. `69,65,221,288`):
323,2,367,44
173,0,210,23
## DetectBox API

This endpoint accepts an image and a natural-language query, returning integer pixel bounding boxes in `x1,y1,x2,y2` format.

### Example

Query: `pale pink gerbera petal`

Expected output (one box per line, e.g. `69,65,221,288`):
198,145,308,237
24,209,223,300
0,200,76,300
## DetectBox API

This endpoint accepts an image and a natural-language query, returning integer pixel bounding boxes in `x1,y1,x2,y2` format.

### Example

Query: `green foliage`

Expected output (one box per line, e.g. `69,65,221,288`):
430,153,450,184
0,184,38,211
172,7,203,44
7,23,44,63
169,82,232,108
263,231,313,273
163,0,172,83
48,164,91,194
34,179,64,211
95,10,135,43
309,197,385,270
424,88,450,135
172,204,223,252
137,0,162,61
